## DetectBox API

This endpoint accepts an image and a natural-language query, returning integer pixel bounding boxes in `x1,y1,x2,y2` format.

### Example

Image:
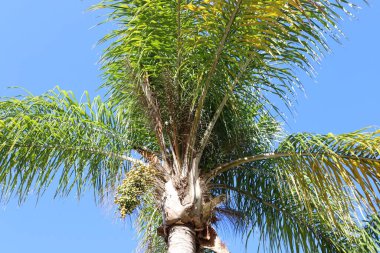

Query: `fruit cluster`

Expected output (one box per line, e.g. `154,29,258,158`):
114,164,157,218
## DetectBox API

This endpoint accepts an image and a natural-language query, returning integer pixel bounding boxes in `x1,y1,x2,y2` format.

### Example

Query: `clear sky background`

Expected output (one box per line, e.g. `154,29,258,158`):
0,1,379,252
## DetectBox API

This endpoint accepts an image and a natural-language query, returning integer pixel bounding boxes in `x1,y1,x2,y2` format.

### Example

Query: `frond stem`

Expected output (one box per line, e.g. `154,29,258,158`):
4,143,145,166
139,74,170,169
206,152,380,182
185,0,244,169
196,56,253,160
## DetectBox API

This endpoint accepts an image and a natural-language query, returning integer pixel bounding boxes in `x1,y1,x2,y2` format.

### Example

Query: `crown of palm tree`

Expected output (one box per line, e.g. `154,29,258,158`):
1,0,379,252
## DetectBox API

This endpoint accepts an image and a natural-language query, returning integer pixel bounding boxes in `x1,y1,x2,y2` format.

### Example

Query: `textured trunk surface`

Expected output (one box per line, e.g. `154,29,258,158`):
167,225,196,253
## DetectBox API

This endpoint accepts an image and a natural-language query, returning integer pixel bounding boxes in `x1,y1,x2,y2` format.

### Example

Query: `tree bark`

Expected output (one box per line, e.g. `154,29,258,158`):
167,224,196,253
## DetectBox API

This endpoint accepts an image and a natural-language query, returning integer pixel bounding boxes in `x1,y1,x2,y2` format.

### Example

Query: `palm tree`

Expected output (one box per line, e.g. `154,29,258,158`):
1,0,379,252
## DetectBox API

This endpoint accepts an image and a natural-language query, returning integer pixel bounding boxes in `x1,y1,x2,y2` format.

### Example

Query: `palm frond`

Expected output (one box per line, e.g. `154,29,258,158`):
0,87,134,203
212,162,380,252
208,129,380,252
275,130,380,212
210,129,380,215
135,193,167,253
364,213,380,250
200,106,281,174
93,0,362,174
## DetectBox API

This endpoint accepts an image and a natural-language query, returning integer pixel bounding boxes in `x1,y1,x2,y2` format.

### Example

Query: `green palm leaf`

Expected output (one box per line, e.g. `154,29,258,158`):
93,0,362,174
0,87,134,202
210,130,380,252
213,172,379,252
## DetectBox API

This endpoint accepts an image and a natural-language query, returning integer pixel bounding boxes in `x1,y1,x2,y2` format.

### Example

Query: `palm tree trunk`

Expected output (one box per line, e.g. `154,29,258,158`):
167,224,196,253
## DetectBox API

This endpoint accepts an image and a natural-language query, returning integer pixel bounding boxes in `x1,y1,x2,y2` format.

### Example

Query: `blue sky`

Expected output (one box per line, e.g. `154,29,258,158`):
0,1,379,252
